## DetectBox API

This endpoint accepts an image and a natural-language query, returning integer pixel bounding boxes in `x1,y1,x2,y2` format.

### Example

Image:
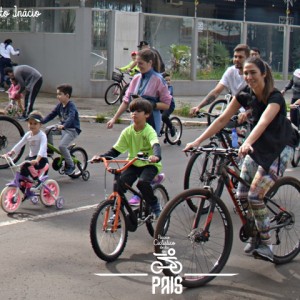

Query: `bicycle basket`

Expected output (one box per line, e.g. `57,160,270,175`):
112,71,123,83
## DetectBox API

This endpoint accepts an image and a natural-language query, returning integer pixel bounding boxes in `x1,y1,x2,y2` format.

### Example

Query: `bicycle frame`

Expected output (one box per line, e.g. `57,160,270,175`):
194,147,293,234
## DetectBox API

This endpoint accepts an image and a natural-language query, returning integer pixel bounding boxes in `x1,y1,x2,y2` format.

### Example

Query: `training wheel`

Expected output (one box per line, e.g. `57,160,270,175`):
56,197,64,209
30,196,39,205
163,138,167,144
82,170,90,181
177,140,182,146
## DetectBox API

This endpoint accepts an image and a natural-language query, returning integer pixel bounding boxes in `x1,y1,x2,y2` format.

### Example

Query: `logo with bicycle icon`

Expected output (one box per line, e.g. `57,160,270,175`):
151,236,183,295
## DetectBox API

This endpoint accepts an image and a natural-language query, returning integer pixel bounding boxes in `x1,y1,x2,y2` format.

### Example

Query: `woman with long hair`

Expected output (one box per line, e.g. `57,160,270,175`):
107,48,171,134
183,57,297,262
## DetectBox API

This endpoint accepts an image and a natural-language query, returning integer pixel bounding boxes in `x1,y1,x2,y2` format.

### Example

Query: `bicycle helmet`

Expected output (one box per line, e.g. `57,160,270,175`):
131,51,137,56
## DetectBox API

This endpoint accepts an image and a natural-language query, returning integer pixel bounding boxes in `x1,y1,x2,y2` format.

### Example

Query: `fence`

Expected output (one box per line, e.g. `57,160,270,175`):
0,7,299,97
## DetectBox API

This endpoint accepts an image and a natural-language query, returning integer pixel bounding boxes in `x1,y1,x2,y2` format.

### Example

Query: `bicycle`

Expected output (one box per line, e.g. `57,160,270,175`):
291,105,300,167
0,115,25,169
46,125,90,181
159,115,183,146
89,153,169,262
207,94,232,125
104,69,131,105
0,156,64,213
154,146,300,288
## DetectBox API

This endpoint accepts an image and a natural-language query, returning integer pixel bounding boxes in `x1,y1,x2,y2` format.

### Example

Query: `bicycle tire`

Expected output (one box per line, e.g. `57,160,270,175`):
90,199,128,262
40,179,60,207
145,183,169,237
104,83,122,105
119,83,129,104
68,147,88,179
183,144,224,212
154,188,233,288
291,144,300,167
264,176,300,264
0,186,22,213
0,116,25,169
165,116,183,145
207,99,228,126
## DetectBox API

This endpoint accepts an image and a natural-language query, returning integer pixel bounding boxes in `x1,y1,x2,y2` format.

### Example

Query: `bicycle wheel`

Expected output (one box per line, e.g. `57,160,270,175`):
119,83,129,104
154,188,233,288
291,143,300,167
264,176,300,264
183,145,224,212
40,179,60,207
146,183,169,237
90,199,128,262
104,83,122,105
0,116,25,169
165,116,183,145
0,186,22,213
207,99,227,125
69,147,88,179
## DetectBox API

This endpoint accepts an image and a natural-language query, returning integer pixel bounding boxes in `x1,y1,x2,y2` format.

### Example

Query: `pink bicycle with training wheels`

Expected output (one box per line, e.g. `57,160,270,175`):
0,156,64,213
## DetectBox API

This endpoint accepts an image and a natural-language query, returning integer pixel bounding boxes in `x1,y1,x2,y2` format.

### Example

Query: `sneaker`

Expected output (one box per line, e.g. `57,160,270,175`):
0,87,5,92
65,165,75,175
170,126,176,137
151,173,166,185
150,201,161,220
244,237,257,254
129,195,141,206
253,244,274,262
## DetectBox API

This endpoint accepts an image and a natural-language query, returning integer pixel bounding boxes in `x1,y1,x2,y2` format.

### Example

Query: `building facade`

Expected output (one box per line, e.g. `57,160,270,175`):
0,1,299,97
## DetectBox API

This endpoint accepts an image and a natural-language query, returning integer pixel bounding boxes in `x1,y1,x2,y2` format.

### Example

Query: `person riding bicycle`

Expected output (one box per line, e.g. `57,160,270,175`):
2,111,48,191
184,57,299,262
4,77,24,116
107,49,171,134
118,51,140,76
190,44,250,115
92,98,162,219
42,84,81,176
161,72,176,137
281,68,300,128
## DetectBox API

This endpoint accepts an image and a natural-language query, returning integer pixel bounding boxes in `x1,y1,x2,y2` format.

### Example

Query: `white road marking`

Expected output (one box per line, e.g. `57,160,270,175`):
0,204,98,227
95,273,148,277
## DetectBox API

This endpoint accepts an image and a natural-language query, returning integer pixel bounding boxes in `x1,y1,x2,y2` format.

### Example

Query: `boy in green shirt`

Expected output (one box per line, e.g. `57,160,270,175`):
92,98,162,219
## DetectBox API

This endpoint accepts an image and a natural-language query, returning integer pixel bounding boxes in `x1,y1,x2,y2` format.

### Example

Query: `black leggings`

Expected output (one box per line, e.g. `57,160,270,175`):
118,165,158,206
20,156,48,179
23,77,43,117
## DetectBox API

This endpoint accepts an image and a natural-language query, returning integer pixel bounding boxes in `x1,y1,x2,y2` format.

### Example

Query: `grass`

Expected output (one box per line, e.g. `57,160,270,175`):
173,101,192,117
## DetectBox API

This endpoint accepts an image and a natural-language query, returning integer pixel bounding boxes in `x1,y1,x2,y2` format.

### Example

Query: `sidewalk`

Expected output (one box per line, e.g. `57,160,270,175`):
7,90,293,126
33,92,206,126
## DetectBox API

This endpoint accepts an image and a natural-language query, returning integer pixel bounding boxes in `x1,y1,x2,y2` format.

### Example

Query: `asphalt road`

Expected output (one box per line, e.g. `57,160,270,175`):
0,120,299,300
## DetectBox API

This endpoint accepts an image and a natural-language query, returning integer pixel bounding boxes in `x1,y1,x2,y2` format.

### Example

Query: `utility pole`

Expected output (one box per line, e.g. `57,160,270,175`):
194,0,199,18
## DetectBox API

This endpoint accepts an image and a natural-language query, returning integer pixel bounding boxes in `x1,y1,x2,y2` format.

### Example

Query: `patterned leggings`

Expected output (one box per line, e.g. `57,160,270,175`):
236,145,293,245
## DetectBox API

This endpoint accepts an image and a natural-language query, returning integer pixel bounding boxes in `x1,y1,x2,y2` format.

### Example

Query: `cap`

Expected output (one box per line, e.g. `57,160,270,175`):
26,113,43,123
131,51,138,56
137,41,149,48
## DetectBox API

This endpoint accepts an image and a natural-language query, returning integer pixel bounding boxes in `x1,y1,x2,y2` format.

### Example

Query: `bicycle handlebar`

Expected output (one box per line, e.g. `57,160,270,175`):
89,152,151,174
185,146,239,157
0,155,34,169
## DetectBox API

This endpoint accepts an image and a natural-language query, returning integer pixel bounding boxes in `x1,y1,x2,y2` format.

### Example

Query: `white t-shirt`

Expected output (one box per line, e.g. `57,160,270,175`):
12,130,47,158
0,43,19,58
219,65,246,96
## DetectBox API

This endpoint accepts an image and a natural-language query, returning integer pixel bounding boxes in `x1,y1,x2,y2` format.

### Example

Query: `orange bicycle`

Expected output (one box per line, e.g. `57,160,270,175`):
89,153,169,262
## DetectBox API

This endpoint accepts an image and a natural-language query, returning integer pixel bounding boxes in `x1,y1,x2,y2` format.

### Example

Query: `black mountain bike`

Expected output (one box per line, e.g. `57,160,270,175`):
155,146,300,288
0,116,25,169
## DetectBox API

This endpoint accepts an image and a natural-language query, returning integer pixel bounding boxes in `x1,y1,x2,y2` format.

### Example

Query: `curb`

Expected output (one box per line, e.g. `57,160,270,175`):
79,115,207,127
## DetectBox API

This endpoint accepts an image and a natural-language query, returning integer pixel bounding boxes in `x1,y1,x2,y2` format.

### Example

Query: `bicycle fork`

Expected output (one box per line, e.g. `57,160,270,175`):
188,191,216,244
